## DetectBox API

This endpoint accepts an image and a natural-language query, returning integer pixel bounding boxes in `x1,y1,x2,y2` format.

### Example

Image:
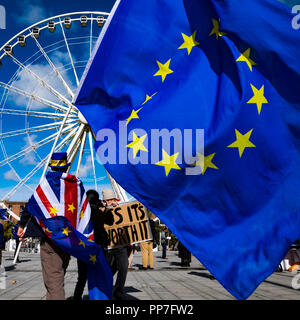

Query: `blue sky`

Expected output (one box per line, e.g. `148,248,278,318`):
0,0,118,201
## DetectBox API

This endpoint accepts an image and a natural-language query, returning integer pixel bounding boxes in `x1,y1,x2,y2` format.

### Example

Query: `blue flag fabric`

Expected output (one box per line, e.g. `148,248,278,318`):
75,0,300,299
0,209,8,221
26,172,113,300
11,224,18,240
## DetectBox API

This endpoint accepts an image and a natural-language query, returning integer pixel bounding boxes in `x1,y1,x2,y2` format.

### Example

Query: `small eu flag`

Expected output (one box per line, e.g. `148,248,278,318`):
75,0,300,299
0,209,8,221
11,224,18,239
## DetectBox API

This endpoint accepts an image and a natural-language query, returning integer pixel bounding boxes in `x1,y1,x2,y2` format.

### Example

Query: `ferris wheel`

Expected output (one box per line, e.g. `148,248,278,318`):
0,11,128,218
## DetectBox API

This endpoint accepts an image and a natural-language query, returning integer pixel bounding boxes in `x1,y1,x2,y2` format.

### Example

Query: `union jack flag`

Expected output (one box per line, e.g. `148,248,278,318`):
27,171,113,300
30,171,93,239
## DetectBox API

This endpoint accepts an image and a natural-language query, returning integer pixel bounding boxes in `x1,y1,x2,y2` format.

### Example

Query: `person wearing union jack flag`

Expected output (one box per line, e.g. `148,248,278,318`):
17,152,72,300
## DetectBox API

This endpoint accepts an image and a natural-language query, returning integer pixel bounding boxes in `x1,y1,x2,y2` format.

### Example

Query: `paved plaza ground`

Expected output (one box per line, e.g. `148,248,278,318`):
0,250,300,300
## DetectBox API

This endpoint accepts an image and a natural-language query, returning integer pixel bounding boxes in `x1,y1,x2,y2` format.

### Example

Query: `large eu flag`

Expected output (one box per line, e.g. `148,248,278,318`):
75,0,300,299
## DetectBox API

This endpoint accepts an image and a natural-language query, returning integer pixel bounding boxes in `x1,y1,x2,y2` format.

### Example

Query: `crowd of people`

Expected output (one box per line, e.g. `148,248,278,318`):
0,152,193,300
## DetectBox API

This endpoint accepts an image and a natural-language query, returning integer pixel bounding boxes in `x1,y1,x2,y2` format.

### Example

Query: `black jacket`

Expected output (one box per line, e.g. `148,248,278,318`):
90,204,114,248
149,219,157,243
18,206,46,239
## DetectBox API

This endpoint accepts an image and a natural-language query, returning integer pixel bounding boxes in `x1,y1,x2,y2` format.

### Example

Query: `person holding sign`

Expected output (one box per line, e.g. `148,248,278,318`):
102,188,128,300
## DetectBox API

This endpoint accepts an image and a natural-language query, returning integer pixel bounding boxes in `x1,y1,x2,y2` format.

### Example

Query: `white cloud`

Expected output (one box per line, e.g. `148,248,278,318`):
8,49,77,111
0,183,37,201
78,155,93,178
17,0,50,26
4,169,19,182
11,63,62,109
19,134,38,166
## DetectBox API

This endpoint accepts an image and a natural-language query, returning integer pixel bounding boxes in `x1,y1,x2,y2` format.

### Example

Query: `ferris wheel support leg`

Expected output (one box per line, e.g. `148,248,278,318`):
76,130,87,177
105,170,129,203
66,125,86,174
88,130,98,191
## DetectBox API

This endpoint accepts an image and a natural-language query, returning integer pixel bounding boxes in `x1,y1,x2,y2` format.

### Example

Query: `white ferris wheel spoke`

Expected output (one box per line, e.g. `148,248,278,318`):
0,119,76,139
66,123,86,171
59,18,80,87
0,108,70,120
0,123,77,167
90,14,93,57
31,33,75,100
76,129,87,177
7,53,76,110
40,96,78,182
3,126,78,200
0,81,73,114
88,129,98,191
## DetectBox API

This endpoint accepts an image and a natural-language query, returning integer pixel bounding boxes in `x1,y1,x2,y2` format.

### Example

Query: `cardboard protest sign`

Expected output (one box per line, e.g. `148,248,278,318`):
104,201,152,248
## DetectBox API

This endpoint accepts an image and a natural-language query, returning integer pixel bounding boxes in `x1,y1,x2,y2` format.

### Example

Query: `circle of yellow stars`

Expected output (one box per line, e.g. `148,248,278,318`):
122,18,268,177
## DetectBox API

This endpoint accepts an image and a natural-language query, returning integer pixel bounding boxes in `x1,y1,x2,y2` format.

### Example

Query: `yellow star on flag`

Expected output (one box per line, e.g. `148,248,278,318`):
79,240,86,248
209,19,227,40
154,59,173,82
193,152,219,175
67,203,75,213
236,48,257,71
155,149,181,177
62,227,72,237
49,206,58,217
44,228,52,234
89,255,97,264
178,31,199,55
126,108,142,125
142,92,158,105
127,132,148,158
227,129,256,158
88,239,94,243
247,84,268,115
80,210,85,220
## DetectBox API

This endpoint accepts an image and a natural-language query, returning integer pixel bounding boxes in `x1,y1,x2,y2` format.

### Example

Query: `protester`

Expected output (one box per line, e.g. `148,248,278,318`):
127,244,135,271
102,188,128,300
0,222,3,265
73,189,114,300
161,227,168,259
178,241,192,267
140,218,157,270
17,152,71,300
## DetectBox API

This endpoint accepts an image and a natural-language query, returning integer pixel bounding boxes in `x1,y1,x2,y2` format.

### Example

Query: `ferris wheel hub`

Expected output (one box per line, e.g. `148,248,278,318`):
78,111,88,125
